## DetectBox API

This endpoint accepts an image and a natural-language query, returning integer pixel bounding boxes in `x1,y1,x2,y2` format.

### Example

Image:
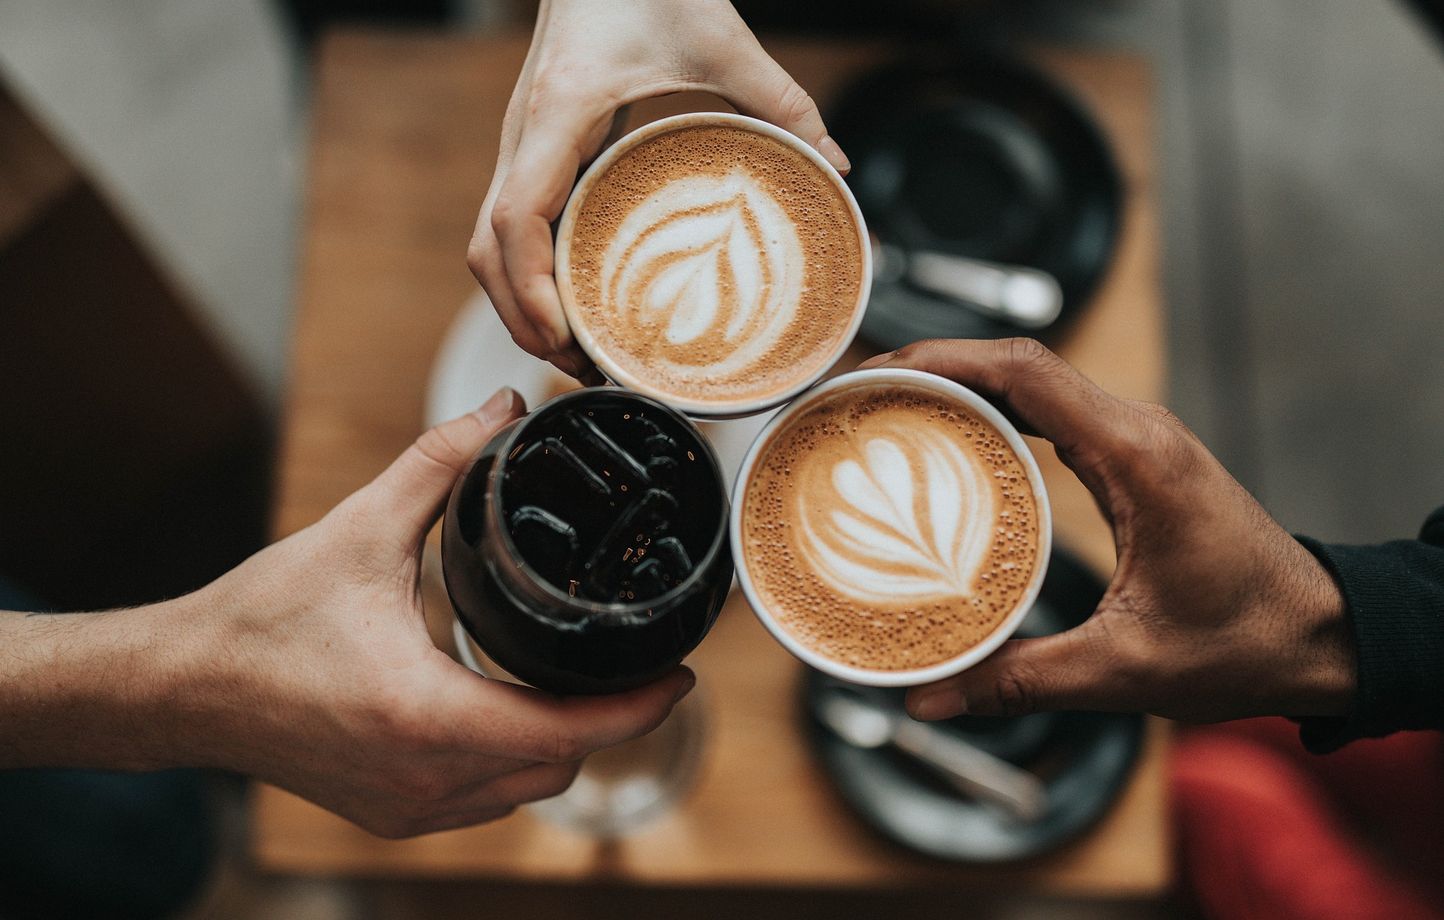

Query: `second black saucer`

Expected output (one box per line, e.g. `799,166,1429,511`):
828,53,1123,346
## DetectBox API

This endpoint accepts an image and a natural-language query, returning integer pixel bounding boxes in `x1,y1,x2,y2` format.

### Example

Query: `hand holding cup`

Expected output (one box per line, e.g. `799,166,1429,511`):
859,339,1354,724
468,0,851,380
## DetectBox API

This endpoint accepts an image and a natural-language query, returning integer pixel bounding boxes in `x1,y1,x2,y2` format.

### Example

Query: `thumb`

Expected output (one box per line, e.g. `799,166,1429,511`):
904,629,1113,720
355,387,526,548
706,42,850,175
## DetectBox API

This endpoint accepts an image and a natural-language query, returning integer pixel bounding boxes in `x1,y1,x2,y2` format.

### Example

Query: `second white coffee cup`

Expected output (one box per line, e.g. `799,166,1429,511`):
730,368,1053,687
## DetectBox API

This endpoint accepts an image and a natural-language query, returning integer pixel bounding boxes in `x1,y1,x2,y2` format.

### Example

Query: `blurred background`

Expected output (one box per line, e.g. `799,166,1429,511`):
6,0,1442,545
1,0,1441,918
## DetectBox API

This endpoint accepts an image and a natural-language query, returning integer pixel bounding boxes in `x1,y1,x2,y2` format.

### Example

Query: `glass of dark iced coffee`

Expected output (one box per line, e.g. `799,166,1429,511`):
441,387,730,834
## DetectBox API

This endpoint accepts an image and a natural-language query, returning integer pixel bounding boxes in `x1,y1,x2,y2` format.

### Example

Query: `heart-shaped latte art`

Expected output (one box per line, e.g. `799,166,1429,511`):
798,430,994,604
601,170,804,378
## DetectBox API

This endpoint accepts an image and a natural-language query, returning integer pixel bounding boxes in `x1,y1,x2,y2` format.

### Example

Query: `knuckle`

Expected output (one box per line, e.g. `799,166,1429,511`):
371,692,414,740
523,93,547,119
775,81,819,132
893,338,946,367
1085,613,1150,691
549,725,584,764
1003,336,1057,373
524,71,569,114
466,237,496,282
529,763,581,803
1142,401,1180,425
990,670,1037,718
412,421,475,473
1106,401,1195,486
366,814,418,840
509,328,542,355
372,693,444,757
490,195,521,237
514,299,566,352
1131,400,1191,439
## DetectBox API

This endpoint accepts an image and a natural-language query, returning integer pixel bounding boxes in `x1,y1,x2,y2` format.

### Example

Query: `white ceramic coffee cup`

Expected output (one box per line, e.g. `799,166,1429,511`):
729,368,1053,687
554,111,872,420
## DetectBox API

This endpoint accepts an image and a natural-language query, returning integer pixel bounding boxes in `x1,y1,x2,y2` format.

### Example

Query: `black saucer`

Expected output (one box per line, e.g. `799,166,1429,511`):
827,54,1123,347
802,545,1143,863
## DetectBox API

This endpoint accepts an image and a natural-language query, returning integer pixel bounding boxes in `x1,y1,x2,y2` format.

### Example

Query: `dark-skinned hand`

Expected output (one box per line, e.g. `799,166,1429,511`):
858,339,1354,724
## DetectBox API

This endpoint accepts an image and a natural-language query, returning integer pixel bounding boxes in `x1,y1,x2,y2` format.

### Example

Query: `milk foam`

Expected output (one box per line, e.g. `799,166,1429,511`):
565,124,863,408
741,384,1040,672
799,429,994,604
601,170,805,381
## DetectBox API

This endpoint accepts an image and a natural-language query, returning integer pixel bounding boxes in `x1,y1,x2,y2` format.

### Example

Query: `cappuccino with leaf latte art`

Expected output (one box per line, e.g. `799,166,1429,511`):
556,114,868,416
740,379,1043,672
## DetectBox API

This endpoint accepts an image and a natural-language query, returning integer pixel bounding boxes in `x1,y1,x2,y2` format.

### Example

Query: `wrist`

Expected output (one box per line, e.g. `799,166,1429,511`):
0,599,209,771
1277,543,1356,717
133,590,229,769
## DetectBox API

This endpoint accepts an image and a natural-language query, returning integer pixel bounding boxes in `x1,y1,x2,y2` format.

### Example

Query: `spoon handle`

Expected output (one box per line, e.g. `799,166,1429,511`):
893,719,1048,822
906,252,1064,329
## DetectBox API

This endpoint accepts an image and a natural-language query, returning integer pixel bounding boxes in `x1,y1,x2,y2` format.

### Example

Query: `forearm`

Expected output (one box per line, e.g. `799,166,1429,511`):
0,598,206,771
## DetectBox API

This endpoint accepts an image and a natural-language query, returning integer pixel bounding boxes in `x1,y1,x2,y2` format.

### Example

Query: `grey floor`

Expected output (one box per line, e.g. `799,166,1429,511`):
2,0,1442,916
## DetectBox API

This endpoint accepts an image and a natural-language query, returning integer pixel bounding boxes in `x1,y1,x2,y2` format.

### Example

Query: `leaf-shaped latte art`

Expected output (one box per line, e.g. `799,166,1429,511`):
601,171,804,376
798,431,994,604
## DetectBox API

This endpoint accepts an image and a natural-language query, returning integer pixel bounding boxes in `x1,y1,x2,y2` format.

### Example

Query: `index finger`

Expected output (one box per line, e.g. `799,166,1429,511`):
490,111,614,360
862,338,1133,466
445,666,696,763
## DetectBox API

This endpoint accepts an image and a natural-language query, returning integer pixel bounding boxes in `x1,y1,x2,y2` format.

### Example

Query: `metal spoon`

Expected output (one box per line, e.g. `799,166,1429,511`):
817,688,1048,822
871,237,1064,330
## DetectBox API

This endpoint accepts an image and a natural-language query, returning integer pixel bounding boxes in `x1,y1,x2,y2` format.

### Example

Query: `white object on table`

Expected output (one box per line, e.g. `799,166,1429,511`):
427,293,777,489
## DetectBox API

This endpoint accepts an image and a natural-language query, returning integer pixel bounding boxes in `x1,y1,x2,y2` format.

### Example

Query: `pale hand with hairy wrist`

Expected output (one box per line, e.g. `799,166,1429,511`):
0,387,695,839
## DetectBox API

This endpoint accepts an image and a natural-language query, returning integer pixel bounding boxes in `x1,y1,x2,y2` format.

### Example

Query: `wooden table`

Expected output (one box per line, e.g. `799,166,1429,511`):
255,30,1169,901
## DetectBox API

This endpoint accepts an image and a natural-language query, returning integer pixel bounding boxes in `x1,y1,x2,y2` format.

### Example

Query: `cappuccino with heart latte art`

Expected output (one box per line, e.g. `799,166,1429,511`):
735,372,1049,677
556,113,869,417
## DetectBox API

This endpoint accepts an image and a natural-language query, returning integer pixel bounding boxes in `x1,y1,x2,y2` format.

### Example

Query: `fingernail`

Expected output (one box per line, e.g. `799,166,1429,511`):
549,350,592,381
858,350,896,370
566,348,597,378
818,135,851,175
671,670,696,704
909,688,964,721
544,329,575,360
475,387,520,424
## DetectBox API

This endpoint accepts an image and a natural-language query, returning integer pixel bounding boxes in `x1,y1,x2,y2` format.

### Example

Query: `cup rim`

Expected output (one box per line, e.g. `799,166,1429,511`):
554,111,873,420
482,387,730,624
728,368,1053,687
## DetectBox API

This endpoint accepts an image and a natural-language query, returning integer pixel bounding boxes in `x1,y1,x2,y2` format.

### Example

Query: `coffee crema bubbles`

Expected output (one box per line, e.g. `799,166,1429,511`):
740,383,1041,672
560,123,865,410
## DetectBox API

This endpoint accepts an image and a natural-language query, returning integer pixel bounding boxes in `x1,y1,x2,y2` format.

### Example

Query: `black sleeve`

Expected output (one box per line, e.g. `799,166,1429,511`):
1295,506,1444,753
